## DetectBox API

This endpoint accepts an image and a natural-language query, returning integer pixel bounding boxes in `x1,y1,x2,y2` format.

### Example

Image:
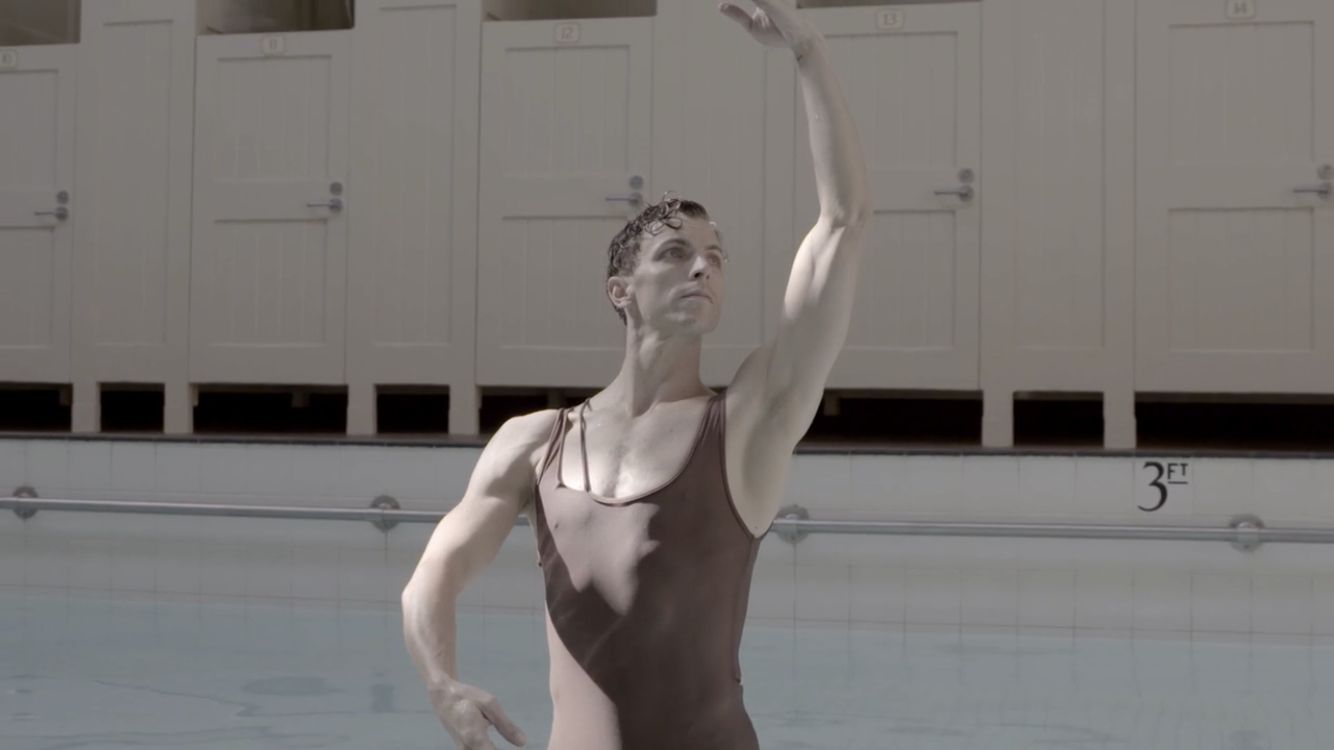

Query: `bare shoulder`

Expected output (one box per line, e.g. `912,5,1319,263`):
407,409,561,593
723,346,805,532
517,407,564,474
494,407,562,453
722,347,771,443
476,408,562,516
724,343,806,452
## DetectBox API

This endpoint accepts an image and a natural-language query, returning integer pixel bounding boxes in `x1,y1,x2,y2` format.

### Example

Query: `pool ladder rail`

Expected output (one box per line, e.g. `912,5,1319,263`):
4,488,1329,553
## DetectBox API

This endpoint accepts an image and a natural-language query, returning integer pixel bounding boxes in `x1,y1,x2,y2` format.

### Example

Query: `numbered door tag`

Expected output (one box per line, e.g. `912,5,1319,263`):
555,22,580,44
1225,0,1256,21
876,9,905,31
260,35,285,56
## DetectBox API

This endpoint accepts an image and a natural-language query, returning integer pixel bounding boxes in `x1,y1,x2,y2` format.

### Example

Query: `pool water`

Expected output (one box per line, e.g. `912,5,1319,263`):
2,588,1331,749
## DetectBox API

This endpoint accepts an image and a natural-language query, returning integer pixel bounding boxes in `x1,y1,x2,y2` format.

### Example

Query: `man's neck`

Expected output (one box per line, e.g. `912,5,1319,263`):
596,329,710,417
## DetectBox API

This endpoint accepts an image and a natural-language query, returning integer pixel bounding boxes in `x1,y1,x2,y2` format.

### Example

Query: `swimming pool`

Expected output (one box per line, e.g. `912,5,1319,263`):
5,440,1334,750
4,583,1331,749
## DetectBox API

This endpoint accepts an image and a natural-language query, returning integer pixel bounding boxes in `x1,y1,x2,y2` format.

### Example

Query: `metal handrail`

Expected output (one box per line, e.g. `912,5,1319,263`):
5,496,1334,545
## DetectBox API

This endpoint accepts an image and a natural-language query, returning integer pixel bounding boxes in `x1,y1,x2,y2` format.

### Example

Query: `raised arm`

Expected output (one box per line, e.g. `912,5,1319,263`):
401,410,556,749
721,0,872,444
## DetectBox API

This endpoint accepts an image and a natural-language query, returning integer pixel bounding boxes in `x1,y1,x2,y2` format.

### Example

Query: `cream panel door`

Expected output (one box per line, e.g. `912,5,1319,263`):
0,44,76,382
191,31,351,383
650,0,767,387
73,0,195,383
776,3,981,390
1136,0,1334,391
477,19,654,386
978,0,1136,447
348,0,480,386
982,0,1133,384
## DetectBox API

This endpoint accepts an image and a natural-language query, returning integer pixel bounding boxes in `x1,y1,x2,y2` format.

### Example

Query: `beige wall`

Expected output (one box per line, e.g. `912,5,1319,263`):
4,0,1331,443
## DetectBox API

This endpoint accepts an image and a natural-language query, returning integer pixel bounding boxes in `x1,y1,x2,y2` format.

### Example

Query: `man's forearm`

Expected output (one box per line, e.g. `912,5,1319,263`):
795,36,870,225
402,582,460,687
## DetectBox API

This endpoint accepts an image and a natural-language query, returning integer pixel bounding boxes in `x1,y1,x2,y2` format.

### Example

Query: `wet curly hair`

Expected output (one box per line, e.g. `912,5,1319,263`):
606,192,716,325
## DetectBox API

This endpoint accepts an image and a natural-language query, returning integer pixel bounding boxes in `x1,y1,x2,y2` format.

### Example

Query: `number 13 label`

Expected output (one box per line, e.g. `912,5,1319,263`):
876,10,904,31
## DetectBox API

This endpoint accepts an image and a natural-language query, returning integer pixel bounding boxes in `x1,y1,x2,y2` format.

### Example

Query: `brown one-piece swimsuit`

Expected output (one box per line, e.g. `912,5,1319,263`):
533,392,767,749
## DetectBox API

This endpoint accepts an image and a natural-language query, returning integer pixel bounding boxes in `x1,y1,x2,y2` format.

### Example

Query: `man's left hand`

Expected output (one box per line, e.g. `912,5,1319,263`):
719,0,821,56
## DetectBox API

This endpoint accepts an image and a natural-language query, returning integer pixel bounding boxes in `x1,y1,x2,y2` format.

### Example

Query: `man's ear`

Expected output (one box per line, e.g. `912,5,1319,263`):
607,275,631,314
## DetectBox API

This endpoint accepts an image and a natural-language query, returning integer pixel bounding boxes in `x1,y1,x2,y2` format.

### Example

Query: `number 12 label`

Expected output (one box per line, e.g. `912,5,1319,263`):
555,22,580,44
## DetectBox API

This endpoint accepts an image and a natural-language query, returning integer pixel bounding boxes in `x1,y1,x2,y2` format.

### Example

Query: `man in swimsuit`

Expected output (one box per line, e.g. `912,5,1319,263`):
402,1,870,748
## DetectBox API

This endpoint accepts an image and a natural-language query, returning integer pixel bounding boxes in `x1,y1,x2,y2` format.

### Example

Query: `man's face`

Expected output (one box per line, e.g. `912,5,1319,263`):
611,215,726,334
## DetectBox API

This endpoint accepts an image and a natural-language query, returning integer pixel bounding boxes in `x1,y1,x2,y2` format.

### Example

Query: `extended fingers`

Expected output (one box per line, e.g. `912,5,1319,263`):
461,729,498,750
747,0,786,15
718,2,753,28
479,698,527,747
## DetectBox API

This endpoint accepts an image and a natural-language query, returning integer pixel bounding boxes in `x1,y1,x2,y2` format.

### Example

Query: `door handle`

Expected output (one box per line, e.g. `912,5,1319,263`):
1293,183,1331,200
35,207,69,221
605,191,643,205
306,197,344,213
933,185,974,202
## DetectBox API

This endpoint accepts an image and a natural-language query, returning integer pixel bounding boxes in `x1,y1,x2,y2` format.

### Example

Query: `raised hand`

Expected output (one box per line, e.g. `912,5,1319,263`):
718,0,820,54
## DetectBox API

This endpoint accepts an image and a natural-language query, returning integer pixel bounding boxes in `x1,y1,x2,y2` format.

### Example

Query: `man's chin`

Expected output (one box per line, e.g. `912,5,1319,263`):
657,315,719,336
690,316,721,335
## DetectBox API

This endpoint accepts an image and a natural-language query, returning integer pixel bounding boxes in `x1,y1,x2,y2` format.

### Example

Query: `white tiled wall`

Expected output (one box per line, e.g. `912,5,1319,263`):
1074,567,1134,630
4,438,1334,636
0,438,476,509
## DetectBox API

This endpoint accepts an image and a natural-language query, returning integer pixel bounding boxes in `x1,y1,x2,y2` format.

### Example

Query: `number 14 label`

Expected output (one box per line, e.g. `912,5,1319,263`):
1226,0,1256,20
